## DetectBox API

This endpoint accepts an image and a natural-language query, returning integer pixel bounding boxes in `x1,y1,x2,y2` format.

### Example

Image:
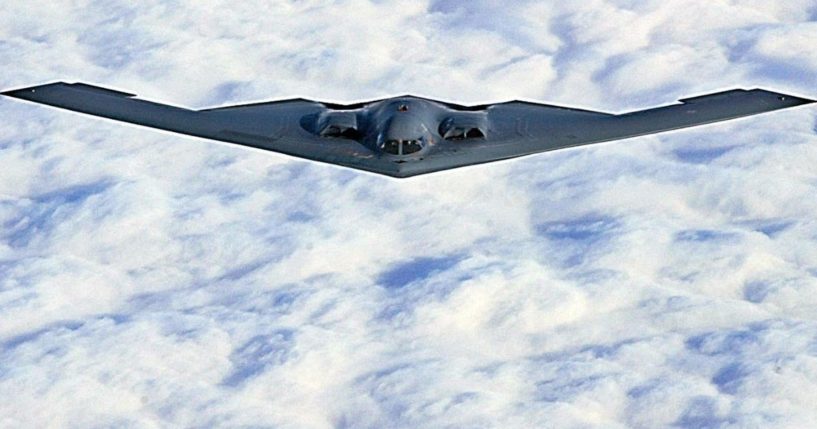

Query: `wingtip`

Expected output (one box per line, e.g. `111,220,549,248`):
750,88,817,105
774,93,816,107
2,81,137,100
1,87,36,98
794,94,816,104
1,82,65,98
1,86,22,96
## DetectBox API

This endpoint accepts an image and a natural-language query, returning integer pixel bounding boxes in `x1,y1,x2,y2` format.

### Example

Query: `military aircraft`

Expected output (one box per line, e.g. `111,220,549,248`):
2,82,813,178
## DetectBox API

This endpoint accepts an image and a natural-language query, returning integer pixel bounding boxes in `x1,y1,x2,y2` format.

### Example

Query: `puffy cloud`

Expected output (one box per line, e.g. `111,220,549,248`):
1,0,817,427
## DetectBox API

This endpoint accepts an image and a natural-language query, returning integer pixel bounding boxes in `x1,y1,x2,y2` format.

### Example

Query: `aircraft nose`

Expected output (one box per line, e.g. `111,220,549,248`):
380,114,429,156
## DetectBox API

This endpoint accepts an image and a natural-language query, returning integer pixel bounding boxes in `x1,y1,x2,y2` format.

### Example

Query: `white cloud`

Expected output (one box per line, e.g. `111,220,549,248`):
1,0,817,427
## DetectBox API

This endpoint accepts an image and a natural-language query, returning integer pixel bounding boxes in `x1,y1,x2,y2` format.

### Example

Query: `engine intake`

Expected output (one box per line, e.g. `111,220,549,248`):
317,111,360,139
438,115,487,141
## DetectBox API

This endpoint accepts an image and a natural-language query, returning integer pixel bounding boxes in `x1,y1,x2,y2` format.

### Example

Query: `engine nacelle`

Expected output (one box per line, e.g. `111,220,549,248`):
317,111,360,139
438,114,488,140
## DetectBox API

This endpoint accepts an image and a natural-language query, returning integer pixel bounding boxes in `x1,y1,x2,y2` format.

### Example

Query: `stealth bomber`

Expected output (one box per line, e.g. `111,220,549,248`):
2,82,813,178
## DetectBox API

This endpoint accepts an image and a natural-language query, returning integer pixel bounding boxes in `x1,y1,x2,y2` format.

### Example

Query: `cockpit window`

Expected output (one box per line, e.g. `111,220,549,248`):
382,139,400,155
380,139,424,155
402,140,423,154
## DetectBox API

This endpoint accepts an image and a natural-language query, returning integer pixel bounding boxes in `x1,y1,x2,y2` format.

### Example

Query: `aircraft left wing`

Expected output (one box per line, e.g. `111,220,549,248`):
396,88,815,177
486,88,815,153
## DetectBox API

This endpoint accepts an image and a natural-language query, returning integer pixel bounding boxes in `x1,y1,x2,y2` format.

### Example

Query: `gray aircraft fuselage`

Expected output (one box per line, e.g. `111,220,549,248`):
2,82,814,177
310,96,486,162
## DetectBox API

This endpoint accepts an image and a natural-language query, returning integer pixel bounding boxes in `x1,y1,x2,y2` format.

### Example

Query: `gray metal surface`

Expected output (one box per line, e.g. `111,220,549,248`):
3,82,813,178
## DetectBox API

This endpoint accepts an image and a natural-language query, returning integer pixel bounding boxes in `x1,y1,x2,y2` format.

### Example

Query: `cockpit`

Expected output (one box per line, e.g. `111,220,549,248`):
380,138,424,155
377,107,430,156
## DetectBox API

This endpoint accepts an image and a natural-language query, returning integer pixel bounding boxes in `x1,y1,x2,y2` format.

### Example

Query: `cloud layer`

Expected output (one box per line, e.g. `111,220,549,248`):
2,1,817,427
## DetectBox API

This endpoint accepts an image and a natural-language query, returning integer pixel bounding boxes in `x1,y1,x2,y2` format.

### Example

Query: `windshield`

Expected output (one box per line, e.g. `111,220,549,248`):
382,139,400,155
402,140,422,154
380,138,424,155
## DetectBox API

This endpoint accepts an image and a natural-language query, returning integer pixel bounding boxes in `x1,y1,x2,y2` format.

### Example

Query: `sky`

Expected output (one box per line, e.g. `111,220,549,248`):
1,1,817,427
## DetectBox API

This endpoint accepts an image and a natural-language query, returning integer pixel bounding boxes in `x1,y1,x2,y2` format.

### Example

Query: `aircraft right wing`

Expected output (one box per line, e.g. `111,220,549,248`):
1,82,402,176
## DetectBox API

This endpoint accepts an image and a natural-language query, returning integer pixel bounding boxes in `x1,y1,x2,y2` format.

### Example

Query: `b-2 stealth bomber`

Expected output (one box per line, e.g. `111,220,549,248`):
2,82,813,178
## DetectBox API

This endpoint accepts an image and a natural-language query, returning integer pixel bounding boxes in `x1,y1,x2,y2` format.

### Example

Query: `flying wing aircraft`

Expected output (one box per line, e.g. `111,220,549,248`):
2,82,813,178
